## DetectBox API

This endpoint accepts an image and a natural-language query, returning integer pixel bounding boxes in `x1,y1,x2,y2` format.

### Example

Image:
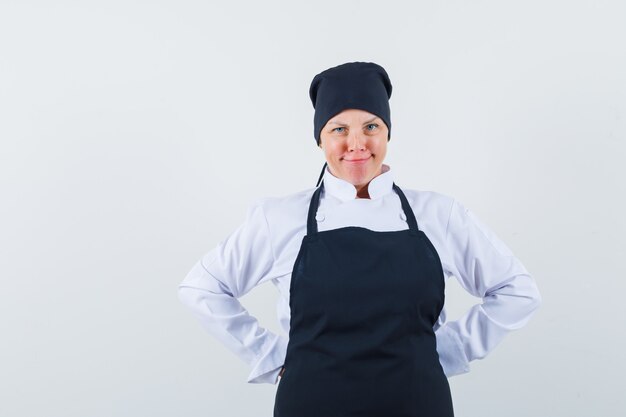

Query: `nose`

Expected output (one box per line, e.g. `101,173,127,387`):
347,130,367,151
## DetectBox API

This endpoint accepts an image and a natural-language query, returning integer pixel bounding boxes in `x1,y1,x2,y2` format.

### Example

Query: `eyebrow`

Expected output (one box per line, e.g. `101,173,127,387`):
328,116,379,126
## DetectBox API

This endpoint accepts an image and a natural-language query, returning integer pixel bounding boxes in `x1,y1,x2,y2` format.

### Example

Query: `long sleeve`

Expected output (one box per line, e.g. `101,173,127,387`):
177,199,288,384
435,198,542,377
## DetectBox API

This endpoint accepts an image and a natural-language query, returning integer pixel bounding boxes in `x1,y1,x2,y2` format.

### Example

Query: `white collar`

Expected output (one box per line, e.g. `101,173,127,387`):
322,163,394,202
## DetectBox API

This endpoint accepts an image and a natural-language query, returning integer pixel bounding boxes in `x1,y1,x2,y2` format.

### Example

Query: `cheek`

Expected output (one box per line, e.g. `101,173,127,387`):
372,139,387,154
326,142,344,155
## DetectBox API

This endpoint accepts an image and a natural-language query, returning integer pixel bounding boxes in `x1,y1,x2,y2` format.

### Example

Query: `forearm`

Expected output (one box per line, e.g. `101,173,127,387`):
178,259,288,383
436,272,542,375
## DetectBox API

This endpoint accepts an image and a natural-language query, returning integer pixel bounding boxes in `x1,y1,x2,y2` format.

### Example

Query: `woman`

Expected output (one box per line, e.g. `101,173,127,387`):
178,62,542,417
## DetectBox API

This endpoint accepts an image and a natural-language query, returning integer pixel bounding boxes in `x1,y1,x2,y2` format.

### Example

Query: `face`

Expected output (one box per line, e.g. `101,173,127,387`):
319,108,388,189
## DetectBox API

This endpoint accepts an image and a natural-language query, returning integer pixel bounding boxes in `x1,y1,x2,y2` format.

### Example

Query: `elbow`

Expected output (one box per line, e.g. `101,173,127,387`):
483,274,543,330
530,283,543,312
517,278,543,326
177,259,236,309
515,276,543,317
177,284,193,308
524,272,543,313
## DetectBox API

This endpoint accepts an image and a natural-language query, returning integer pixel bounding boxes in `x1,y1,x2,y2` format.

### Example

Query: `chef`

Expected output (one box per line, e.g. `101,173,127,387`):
178,61,542,416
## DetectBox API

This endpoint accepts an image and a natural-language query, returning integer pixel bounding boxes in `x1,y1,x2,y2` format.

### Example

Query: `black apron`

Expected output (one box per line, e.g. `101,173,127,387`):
274,180,454,417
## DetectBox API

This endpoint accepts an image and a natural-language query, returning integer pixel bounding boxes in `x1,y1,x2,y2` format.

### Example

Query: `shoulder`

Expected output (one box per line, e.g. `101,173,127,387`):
406,188,517,258
246,188,315,274
248,186,317,229
400,187,455,208
252,186,316,213
398,186,456,230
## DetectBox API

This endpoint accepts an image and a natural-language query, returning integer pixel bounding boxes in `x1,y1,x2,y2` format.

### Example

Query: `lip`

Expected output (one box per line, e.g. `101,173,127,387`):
343,156,371,163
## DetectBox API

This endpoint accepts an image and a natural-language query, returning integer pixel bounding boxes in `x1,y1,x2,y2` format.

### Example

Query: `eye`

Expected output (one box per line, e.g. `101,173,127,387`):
366,123,379,131
333,127,346,133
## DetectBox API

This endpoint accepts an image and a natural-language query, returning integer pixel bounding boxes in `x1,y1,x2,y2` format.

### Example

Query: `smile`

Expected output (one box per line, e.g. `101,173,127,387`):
343,156,371,164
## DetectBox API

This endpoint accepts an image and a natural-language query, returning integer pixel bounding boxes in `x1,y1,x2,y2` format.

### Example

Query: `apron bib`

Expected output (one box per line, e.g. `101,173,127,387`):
274,180,454,417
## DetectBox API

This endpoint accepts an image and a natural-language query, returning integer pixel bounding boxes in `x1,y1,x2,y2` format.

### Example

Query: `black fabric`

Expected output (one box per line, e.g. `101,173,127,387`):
309,61,393,145
274,180,455,417
315,162,327,187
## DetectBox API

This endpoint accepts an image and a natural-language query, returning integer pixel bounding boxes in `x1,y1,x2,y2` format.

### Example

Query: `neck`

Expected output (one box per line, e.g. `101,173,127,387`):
354,166,384,199
355,184,371,199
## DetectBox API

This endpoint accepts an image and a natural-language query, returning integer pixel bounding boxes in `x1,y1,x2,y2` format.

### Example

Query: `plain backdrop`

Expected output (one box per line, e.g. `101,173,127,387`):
1,1,624,416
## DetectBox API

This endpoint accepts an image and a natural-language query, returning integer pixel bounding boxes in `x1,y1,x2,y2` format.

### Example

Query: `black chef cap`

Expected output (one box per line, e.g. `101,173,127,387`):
309,61,393,146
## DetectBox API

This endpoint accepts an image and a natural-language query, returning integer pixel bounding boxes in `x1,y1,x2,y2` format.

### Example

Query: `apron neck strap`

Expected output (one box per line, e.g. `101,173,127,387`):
307,180,324,235
392,182,419,233
315,162,328,188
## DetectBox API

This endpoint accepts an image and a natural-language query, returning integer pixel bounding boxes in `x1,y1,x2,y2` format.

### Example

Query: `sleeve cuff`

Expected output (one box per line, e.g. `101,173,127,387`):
435,323,471,377
246,334,289,384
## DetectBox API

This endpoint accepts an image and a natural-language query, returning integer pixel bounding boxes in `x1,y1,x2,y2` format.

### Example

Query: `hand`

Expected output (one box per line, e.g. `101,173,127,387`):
279,366,285,378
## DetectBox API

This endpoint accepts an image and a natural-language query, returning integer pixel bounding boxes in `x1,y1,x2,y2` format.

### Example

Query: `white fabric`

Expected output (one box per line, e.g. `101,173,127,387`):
178,163,542,384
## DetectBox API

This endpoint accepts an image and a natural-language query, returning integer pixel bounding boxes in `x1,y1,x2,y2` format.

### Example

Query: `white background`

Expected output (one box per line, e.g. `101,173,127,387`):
1,1,624,416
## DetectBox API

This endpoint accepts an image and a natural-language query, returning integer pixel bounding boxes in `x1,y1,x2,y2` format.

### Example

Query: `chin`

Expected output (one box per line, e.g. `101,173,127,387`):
331,162,376,183
346,171,373,185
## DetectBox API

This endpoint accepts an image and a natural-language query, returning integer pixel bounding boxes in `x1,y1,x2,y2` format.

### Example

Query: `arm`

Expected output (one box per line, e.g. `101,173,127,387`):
177,200,288,384
435,198,542,377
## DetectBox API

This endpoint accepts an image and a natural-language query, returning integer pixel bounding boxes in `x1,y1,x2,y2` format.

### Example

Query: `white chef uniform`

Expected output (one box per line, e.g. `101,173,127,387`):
178,163,542,384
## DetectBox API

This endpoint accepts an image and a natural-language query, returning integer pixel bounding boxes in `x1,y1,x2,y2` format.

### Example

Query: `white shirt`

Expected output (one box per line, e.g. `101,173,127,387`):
178,163,542,385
